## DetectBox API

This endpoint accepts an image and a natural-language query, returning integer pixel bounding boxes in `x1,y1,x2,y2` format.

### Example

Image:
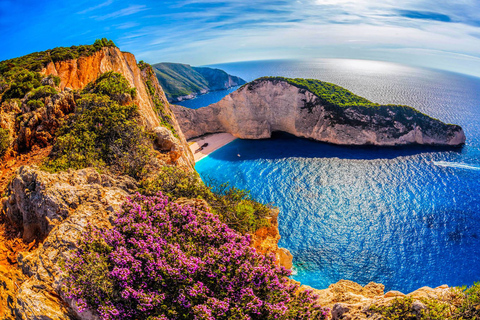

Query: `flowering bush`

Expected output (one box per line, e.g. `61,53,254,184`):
63,192,329,319
139,166,271,234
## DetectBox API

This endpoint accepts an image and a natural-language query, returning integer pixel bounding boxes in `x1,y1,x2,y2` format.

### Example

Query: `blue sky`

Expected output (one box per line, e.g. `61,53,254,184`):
2,0,480,77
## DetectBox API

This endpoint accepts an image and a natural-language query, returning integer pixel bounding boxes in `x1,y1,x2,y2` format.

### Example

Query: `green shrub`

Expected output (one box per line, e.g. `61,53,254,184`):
0,128,11,158
369,283,480,320
27,99,44,110
456,282,480,319
369,297,420,320
46,74,61,86
83,71,136,100
93,38,116,49
44,73,152,178
2,67,41,100
139,166,271,234
137,60,148,71
29,85,58,100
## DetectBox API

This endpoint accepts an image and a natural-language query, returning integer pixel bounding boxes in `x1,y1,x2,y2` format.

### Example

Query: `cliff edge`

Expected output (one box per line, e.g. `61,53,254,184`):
172,77,466,147
153,62,246,102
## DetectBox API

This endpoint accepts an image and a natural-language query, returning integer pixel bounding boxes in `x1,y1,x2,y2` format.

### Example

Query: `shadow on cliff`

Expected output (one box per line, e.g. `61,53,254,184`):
206,132,463,162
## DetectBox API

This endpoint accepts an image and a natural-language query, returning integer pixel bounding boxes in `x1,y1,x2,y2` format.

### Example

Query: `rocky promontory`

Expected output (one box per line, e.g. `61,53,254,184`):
172,77,466,146
153,62,246,102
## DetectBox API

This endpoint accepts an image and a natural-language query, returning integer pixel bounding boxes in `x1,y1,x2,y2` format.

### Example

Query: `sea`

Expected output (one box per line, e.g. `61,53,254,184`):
176,59,480,293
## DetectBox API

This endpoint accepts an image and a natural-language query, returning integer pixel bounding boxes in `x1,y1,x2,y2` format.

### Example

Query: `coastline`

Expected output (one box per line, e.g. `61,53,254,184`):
188,133,237,162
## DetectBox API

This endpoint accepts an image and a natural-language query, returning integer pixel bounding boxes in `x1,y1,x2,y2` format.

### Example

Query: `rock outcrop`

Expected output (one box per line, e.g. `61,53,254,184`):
0,166,293,318
172,78,466,146
42,47,159,129
2,166,136,319
302,280,454,319
41,47,194,169
251,208,293,270
0,46,194,171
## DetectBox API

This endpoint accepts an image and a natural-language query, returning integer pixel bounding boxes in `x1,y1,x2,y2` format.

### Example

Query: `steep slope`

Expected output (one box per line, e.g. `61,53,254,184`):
152,62,246,102
0,44,293,319
171,77,466,146
0,45,194,172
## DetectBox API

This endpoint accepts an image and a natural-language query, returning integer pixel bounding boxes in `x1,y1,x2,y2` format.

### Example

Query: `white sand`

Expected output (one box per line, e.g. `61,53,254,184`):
189,133,237,162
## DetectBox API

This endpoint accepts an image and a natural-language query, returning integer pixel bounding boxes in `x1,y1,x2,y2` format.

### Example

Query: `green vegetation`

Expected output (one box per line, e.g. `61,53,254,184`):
29,85,58,100
152,62,245,101
369,283,480,319
0,127,10,158
46,74,61,86
1,68,42,100
249,77,374,108
43,72,153,178
0,38,116,74
83,71,136,100
139,166,271,234
0,39,116,102
26,99,44,110
248,77,447,133
138,61,177,136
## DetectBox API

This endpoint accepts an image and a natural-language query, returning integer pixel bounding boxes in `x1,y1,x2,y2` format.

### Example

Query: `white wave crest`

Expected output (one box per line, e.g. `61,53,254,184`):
433,161,480,170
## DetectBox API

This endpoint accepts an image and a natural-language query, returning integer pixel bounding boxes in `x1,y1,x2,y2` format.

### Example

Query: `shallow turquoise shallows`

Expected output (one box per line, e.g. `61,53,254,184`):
184,59,480,293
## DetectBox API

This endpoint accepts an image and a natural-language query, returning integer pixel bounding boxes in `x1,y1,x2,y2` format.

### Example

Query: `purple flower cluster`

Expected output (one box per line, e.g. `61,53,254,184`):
64,192,329,319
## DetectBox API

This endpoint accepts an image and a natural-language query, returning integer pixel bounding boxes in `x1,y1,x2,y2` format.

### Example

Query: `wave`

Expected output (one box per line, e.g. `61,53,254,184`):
433,161,480,170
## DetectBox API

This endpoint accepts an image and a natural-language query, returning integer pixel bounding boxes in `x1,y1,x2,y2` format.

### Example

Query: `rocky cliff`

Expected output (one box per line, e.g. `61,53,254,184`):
172,77,466,146
0,46,194,172
41,47,194,169
299,280,454,319
152,62,246,102
2,166,135,319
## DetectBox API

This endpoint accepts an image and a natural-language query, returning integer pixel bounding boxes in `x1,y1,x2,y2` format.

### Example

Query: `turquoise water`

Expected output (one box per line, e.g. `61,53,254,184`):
192,59,480,293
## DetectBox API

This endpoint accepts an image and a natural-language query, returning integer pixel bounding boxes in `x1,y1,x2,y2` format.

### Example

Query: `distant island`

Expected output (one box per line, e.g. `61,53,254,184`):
152,62,246,102
172,76,466,146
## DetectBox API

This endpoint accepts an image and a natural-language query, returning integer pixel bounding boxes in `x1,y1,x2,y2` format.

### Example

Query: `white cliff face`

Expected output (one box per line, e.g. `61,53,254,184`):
172,80,466,146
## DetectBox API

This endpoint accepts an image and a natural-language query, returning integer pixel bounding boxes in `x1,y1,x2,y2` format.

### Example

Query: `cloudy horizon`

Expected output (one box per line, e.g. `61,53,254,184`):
2,0,480,77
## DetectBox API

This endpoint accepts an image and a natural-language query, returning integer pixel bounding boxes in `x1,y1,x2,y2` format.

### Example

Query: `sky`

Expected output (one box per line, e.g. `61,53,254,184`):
1,0,480,77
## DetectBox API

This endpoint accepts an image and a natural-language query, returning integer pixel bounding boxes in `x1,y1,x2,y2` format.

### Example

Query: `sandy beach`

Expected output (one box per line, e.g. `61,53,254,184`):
189,133,237,162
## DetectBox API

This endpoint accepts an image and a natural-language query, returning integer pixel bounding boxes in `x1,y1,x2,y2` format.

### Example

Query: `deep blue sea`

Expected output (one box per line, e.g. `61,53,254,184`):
178,59,480,293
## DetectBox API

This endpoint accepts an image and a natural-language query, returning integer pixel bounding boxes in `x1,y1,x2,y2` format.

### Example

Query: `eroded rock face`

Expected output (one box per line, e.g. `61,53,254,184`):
1,166,136,319
303,280,453,320
4,166,136,243
172,79,466,146
42,48,158,130
251,208,293,270
40,47,194,170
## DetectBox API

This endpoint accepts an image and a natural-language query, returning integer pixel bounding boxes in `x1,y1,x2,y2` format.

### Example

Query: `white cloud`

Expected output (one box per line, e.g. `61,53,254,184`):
95,5,148,20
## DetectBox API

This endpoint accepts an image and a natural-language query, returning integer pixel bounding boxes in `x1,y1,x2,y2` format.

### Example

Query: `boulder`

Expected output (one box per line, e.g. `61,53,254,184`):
1,166,135,318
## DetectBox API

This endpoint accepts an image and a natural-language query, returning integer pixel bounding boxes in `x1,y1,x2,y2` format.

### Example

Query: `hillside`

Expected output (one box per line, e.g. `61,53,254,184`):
0,41,305,319
152,62,246,102
0,42,477,320
172,77,466,146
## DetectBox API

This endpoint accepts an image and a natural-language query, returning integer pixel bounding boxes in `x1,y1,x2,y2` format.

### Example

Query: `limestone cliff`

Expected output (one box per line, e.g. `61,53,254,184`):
152,62,246,102
251,208,293,270
0,46,194,173
42,47,158,129
172,78,466,146
300,280,454,319
41,47,194,169
3,166,135,319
